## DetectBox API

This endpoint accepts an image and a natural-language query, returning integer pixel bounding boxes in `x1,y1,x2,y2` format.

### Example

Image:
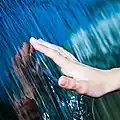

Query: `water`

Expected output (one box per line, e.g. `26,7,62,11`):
0,0,120,120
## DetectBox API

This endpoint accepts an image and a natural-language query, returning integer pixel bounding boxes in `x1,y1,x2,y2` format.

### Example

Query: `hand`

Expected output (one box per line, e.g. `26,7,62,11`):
30,37,120,97
14,42,34,65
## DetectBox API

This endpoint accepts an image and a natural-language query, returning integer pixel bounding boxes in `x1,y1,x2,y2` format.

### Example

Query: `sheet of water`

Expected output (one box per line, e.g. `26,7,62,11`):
0,0,120,120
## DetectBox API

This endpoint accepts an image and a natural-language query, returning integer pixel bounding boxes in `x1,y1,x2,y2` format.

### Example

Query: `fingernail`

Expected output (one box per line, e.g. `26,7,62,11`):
59,78,68,87
30,37,37,44
39,38,44,42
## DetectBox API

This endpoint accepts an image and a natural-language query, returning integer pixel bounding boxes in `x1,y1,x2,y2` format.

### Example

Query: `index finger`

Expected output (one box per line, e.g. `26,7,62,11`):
30,37,70,69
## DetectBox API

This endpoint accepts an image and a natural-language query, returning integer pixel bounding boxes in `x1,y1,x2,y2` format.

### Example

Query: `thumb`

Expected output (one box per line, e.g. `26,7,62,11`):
58,76,88,94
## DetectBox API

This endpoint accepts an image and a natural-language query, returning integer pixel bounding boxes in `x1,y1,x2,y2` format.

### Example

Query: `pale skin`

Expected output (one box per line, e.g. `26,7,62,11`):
29,37,120,98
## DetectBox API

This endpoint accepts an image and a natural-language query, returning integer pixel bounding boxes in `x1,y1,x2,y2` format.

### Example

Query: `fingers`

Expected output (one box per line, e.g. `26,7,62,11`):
58,76,88,94
57,47,79,63
30,37,72,68
22,42,29,54
22,42,34,56
37,38,78,62
30,37,78,62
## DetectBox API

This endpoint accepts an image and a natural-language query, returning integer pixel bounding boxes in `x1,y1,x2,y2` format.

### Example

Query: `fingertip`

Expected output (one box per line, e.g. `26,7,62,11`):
30,37,40,50
30,37,37,45
38,38,44,42
58,76,68,87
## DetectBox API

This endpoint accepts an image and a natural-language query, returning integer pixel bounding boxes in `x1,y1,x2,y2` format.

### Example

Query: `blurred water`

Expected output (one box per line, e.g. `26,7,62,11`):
0,0,120,120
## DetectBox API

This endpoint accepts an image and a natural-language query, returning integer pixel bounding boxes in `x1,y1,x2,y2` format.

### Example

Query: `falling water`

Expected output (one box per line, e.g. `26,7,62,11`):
0,0,120,120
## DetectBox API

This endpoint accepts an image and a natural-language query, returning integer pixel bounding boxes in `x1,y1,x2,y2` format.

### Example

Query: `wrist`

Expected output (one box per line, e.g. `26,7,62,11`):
104,69,120,94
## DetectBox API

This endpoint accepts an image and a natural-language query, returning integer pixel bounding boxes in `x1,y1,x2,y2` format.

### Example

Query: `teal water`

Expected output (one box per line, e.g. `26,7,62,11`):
0,0,120,120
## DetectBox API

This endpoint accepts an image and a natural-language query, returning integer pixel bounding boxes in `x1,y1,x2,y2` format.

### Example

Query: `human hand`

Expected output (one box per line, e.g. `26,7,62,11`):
30,37,119,97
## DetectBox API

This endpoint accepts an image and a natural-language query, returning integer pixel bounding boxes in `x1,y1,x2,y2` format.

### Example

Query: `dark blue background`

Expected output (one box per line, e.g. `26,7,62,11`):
0,0,120,98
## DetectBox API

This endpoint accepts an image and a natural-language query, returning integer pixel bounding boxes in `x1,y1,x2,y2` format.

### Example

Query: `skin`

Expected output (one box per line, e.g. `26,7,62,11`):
13,42,35,99
30,37,120,98
15,42,34,63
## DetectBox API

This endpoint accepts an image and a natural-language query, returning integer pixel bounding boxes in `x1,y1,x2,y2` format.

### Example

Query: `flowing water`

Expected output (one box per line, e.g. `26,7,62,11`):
0,0,120,120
